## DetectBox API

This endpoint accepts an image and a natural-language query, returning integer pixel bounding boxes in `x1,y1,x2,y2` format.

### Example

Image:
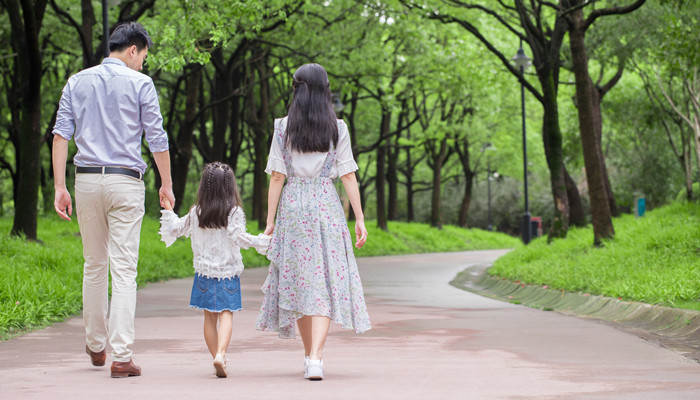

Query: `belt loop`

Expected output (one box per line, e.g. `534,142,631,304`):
101,166,106,176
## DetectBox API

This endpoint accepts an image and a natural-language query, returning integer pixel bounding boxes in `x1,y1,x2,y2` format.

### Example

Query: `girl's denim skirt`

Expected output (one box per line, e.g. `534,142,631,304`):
189,273,242,312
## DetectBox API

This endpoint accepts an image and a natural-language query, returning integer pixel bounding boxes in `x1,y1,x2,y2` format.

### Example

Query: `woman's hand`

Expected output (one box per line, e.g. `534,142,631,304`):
354,219,368,249
263,223,274,236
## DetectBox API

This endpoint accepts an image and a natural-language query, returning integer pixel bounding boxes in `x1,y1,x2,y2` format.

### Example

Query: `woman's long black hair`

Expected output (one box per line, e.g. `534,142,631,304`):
285,63,338,153
196,162,241,229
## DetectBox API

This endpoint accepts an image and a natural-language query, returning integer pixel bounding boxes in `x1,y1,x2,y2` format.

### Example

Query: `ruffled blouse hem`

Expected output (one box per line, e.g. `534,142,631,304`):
336,159,359,177
265,156,287,176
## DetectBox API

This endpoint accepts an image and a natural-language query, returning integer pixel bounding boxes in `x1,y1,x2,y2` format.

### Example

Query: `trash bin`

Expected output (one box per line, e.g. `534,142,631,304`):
635,196,646,217
530,216,542,237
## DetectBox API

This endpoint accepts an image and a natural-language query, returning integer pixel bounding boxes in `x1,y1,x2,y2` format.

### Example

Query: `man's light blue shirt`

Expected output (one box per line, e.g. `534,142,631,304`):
53,57,169,175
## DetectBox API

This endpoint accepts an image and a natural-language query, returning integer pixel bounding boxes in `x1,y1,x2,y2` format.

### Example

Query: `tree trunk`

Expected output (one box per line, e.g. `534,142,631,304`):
539,80,570,239
568,11,615,245
251,56,271,230
429,138,447,229
457,171,474,228
376,110,390,231
171,66,201,214
209,48,232,162
387,134,399,221
8,0,48,241
564,166,586,226
591,87,619,216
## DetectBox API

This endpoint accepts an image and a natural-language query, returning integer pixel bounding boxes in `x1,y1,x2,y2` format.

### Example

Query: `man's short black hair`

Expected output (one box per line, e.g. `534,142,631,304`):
108,21,153,53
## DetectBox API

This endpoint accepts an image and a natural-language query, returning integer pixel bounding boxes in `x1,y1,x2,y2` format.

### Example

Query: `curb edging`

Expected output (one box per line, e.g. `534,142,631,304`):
451,265,700,363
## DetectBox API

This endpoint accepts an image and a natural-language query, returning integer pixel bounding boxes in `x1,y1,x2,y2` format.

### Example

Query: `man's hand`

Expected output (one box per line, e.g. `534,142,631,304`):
159,186,175,210
54,187,73,221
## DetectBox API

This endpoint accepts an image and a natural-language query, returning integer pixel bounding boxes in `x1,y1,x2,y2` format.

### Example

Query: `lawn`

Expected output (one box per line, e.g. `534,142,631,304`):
490,202,700,310
0,215,517,339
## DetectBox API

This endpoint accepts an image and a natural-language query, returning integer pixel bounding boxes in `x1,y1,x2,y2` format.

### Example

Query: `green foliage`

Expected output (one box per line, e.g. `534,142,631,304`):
0,215,517,339
490,202,700,310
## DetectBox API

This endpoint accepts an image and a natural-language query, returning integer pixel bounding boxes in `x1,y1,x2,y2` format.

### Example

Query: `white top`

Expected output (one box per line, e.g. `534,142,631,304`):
265,117,359,178
159,206,270,279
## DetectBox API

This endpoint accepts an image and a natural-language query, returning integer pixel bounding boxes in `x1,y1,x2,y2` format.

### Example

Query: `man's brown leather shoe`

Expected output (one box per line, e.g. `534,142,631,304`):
85,345,106,367
110,360,141,378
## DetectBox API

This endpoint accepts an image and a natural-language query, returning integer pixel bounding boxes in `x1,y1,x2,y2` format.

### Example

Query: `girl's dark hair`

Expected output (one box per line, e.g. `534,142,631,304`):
196,162,241,229
285,63,338,153
109,21,153,52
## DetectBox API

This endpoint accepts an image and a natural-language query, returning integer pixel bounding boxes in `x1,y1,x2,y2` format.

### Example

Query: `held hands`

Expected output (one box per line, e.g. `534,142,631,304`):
354,219,368,249
162,197,173,211
159,186,175,211
54,187,73,221
263,223,274,236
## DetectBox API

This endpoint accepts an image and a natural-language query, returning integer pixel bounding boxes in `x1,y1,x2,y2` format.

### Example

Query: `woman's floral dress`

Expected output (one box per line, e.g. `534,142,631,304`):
256,118,371,339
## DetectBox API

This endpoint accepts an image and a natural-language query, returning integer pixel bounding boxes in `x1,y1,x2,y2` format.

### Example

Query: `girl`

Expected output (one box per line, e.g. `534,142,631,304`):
159,162,270,378
256,63,371,381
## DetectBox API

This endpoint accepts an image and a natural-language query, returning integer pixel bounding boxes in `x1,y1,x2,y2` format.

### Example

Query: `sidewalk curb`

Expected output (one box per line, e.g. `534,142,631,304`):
451,264,700,363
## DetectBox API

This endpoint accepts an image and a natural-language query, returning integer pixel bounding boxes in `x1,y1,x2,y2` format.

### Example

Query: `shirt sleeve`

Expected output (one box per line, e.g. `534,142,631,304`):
52,82,75,140
159,209,192,247
227,208,271,255
336,120,359,177
140,79,169,153
264,118,288,176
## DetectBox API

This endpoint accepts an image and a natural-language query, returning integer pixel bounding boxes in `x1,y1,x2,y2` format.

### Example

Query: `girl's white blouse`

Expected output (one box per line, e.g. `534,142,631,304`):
159,206,270,279
265,117,359,178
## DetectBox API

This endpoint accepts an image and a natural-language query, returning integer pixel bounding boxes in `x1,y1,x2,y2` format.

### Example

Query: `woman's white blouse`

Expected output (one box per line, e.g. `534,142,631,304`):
265,117,359,178
159,206,270,279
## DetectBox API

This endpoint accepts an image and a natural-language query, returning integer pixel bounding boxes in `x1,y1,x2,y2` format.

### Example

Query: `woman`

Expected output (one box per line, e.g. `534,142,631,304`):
256,63,371,381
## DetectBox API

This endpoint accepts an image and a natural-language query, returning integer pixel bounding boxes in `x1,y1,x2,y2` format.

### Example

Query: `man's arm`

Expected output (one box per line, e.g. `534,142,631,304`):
153,150,175,208
53,136,72,221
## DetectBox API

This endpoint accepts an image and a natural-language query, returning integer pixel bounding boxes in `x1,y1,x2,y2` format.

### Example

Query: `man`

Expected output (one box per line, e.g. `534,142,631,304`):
52,21,175,378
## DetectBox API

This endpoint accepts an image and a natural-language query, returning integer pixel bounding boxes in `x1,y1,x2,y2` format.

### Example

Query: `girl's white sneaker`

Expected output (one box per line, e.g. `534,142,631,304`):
306,359,323,381
213,353,227,378
304,356,310,379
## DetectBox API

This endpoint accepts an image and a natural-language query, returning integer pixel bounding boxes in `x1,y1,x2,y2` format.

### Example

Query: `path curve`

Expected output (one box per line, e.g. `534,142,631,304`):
1,250,698,399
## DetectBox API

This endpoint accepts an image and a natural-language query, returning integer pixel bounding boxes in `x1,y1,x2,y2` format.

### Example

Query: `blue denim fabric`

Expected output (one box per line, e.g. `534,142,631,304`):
189,273,242,312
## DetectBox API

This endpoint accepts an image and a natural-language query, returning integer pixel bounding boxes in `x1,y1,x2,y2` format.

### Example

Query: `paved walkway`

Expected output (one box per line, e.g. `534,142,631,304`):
1,250,699,399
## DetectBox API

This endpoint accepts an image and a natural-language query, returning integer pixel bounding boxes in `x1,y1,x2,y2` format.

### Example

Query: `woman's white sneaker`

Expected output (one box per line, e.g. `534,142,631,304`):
304,356,310,379
306,359,324,380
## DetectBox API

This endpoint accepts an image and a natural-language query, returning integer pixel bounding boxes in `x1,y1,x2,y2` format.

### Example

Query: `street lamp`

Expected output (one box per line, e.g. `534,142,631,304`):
512,39,532,244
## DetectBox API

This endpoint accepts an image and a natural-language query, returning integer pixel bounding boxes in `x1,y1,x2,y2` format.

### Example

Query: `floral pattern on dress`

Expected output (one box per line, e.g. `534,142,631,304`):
256,120,371,339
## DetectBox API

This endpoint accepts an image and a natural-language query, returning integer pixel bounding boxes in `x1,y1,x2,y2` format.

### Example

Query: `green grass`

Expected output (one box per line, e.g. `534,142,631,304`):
489,202,700,311
0,216,517,339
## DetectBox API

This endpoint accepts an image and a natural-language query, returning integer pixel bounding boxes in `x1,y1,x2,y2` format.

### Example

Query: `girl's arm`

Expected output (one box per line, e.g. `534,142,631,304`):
228,209,271,254
340,172,367,249
264,171,286,235
159,205,192,247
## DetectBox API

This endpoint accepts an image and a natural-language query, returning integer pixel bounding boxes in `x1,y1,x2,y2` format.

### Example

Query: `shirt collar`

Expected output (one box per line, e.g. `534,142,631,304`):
102,57,127,67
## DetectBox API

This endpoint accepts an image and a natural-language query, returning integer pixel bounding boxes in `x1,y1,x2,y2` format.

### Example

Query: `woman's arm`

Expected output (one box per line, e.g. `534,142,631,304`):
264,171,286,235
340,172,367,249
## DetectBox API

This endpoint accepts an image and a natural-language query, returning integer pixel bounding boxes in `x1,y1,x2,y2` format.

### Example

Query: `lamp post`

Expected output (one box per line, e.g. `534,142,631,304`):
102,0,109,57
512,39,532,244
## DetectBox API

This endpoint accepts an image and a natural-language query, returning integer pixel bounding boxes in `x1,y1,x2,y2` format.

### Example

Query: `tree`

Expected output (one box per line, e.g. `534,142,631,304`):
561,0,646,245
4,0,48,240
404,0,586,240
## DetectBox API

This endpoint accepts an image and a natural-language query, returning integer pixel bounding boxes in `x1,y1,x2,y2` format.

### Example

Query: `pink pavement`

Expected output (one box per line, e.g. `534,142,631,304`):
1,250,699,399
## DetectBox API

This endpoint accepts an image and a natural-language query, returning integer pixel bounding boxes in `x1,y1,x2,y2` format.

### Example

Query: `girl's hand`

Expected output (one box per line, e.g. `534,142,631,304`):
354,219,368,249
263,223,274,236
162,198,173,211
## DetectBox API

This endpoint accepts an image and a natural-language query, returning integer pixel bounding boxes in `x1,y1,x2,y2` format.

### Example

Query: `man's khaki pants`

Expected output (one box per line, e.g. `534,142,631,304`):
75,173,145,362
